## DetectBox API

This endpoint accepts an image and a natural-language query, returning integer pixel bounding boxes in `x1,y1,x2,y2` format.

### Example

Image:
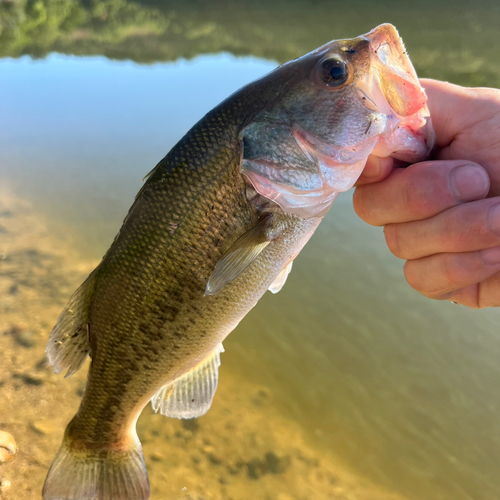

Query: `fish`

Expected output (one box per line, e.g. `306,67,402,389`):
42,23,434,500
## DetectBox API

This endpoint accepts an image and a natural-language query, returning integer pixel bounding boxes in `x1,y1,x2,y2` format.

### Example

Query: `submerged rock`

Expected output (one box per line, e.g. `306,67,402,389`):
30,419,58,436
265,451,290,474
149,452,164,462
14,372,44,386
0,431,17,463
246,451,290,479
7,325,36,348
35,357,51,371
0,478,11,491
182,418,199,433
250,386,273,407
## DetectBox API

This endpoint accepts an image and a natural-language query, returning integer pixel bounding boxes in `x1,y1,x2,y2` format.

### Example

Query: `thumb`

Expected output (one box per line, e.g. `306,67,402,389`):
421,79,500,195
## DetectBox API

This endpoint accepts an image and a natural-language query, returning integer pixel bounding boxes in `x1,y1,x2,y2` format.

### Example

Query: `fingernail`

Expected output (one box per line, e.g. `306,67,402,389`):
481,246,500,265
487,204,500,237
449,164,489,201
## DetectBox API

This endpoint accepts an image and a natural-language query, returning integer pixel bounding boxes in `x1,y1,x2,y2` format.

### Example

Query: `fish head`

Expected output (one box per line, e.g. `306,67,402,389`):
241,24,435,217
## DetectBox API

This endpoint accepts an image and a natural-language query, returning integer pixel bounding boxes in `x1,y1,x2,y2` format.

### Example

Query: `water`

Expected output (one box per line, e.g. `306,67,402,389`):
1,1,500,499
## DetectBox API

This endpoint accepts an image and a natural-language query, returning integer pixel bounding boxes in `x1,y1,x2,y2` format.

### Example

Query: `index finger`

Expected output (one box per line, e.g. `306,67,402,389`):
353,160,489,226
355,155,395,186
420,79,500,149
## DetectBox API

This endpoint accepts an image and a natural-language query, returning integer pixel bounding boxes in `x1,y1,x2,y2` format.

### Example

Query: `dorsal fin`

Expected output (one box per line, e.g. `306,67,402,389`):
46,270,98,377
151,344,224,419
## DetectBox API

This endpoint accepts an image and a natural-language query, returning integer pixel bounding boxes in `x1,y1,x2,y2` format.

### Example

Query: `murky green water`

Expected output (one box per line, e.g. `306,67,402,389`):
2,1,500,499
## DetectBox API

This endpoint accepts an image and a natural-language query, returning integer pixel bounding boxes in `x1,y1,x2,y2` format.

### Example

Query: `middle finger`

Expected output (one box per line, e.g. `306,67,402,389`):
385,198,500,260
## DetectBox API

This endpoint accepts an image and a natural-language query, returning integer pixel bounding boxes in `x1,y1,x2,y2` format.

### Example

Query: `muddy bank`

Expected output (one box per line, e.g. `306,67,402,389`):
0,188,406,500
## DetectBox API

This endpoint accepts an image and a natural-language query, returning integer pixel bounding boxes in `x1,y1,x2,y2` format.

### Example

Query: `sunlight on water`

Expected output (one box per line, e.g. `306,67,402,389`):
0,53,278,259
1,2,500,500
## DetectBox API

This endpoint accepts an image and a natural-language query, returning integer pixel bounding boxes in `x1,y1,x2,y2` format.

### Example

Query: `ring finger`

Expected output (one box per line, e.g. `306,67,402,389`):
404,246,500,298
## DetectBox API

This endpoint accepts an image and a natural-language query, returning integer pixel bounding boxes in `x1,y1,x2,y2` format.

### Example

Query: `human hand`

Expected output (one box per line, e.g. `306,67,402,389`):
353,79,500,308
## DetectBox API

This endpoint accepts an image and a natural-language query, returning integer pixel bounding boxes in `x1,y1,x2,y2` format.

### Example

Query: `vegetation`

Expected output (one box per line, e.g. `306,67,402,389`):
1,0,499,87
0,0,169,58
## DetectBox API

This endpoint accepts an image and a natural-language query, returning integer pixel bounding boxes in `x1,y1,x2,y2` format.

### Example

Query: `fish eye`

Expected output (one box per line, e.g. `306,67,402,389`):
319,58,349,88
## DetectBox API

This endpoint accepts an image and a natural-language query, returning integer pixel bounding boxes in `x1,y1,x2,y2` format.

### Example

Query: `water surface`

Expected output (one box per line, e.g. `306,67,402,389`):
1,2,500,500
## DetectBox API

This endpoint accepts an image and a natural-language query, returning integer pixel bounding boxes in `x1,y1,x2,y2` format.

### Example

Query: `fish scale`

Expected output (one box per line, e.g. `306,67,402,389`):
72,101,270,444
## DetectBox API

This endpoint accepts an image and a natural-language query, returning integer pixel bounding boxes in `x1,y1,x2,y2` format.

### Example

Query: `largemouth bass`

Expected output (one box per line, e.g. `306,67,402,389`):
43,24,434,500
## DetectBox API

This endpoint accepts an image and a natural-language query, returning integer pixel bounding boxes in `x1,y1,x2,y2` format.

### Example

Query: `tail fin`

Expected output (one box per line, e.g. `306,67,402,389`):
42,434,150,500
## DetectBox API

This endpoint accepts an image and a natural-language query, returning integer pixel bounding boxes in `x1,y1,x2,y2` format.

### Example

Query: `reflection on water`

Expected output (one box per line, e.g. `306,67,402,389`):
2,0,500,86
1,1,500,500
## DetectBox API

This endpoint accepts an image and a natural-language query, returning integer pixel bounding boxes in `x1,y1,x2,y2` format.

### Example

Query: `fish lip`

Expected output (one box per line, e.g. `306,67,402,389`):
354,24,435,163
369,113,436,162
362,24,428,118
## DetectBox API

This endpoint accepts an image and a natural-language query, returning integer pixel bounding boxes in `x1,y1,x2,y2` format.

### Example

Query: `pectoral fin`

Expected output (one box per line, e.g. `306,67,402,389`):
205,218,274,296
151,344,224,419
268,261,293,294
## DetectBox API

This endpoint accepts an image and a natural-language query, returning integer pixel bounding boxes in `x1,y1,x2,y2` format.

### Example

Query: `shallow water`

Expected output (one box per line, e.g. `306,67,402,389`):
1,1,500,500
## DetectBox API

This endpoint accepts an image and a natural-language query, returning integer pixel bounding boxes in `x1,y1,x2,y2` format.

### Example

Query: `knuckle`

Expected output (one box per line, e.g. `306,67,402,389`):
476,87,500,105
470,298,482,309
403,261,423,292
352,188,365,217
441,253,484,290
353,187,376,225
477,273,500,308
448,284,481,309
405,255,471,299
404,260,446,299
402,172,433,218
465,284,482,309
441,256,467,288
384,224,405,258
486,204,500,240
402,164,460,218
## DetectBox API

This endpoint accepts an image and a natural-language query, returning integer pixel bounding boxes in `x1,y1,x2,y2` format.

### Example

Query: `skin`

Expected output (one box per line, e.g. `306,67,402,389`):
354,79,500,308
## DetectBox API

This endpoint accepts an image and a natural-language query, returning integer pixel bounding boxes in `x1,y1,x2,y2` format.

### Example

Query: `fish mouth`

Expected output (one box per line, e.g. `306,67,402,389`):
364,24,427,117
242,25,435,220
357,24,435,162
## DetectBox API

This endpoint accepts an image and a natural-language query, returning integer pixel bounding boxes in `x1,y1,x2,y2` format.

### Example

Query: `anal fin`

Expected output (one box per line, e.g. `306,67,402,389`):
151,344,224,419
268,261,293,294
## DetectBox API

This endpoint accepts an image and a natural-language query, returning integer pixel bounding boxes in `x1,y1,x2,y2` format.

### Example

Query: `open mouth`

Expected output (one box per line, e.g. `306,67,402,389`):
357,24,436,162
364,24,429,118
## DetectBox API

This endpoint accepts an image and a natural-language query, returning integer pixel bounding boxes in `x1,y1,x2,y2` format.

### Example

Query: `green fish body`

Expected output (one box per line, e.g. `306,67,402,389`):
43,24,434,500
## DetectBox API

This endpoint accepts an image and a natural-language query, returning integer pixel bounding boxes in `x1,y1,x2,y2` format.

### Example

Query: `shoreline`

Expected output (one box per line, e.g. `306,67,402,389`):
0,187,406,500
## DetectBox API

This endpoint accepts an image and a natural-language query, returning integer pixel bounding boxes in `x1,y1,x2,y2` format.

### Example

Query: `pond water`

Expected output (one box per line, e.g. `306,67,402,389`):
1,1,500,500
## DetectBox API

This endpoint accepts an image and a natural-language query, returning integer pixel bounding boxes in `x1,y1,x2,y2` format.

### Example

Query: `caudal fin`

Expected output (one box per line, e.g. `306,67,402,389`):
42,434,150,500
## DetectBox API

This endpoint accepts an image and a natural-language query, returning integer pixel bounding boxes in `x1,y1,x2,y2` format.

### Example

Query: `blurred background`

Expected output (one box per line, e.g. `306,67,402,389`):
1,1,500,499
